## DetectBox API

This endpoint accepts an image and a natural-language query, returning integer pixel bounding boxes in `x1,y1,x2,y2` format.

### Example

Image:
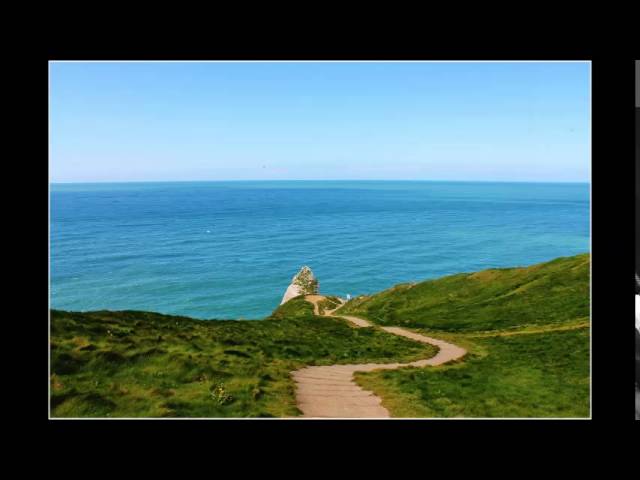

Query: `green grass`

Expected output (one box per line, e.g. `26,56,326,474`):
340,253,590,332
50,297,434,418
315,296,343,315
345,253,591,417
354,327,590,418
50,254,590,418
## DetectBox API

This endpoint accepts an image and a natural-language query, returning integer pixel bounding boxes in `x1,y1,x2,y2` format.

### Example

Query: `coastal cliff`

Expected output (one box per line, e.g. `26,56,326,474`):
280,266,319,305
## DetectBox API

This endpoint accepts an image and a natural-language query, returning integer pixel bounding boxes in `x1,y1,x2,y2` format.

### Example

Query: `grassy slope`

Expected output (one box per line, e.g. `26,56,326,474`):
316,296,342,315
50,297,435,418
345,254,590,417
355,328,589,417
50,254,590,418
340,253,590,332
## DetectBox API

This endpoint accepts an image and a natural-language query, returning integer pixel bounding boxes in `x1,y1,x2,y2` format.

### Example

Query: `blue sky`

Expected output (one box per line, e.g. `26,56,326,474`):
50,61,590,183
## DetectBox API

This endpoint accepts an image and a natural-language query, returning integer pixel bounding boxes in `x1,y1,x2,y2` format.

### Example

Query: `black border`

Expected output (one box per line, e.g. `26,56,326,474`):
39,51,640,443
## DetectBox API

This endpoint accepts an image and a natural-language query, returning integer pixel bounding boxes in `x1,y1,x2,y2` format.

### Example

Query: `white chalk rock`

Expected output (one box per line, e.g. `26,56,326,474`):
280,266,319,305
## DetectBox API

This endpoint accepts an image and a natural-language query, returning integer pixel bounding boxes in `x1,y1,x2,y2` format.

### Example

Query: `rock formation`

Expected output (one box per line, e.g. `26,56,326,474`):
280,266,319,305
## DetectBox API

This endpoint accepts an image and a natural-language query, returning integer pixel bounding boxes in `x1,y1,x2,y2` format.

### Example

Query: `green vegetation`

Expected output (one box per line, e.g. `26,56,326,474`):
50,254,590,418
355,327,589,417
340,253,589,332
346,254,590,417
50,297,432,418
292,266,318,294
316,296,343,315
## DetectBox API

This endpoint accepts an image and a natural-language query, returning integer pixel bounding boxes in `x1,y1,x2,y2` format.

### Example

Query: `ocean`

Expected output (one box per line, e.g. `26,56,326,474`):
50,181,590,320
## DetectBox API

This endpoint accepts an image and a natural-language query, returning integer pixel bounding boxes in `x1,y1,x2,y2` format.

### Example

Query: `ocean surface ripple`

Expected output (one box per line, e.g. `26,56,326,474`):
51,181,589,319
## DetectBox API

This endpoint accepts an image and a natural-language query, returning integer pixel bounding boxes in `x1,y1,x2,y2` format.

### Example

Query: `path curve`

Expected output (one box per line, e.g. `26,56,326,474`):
291,295,467,418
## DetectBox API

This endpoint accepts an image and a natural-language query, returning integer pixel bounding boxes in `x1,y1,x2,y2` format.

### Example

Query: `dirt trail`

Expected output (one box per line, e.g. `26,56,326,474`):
465,321,589,338
304,294,344,316
291,295,466,418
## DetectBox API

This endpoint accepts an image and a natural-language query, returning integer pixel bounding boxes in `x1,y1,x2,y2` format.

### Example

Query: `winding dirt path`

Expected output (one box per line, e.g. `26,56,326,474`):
291,295,466,418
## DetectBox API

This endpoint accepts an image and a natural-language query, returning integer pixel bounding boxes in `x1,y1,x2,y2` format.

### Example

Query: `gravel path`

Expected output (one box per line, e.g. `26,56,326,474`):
291,295,467,418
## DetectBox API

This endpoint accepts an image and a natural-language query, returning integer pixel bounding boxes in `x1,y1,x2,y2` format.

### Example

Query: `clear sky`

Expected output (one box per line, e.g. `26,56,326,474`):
50,61,590,183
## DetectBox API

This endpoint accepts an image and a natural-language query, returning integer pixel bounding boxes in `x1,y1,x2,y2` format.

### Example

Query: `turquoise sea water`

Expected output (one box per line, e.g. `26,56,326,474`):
50,181,589,319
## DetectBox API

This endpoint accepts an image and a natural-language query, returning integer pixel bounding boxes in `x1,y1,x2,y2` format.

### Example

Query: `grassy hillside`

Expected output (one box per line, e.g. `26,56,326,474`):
50,297,434,418
340,253,590,332
50,254,590,418
315,296,343,315
345,254,591,417
355,327,589,417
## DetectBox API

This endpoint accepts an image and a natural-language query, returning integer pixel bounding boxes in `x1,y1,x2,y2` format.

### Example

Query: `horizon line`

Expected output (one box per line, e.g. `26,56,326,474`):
50,178,590,185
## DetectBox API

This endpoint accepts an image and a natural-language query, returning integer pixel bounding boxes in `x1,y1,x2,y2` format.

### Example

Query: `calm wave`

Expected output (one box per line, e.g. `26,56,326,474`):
50,181,589,319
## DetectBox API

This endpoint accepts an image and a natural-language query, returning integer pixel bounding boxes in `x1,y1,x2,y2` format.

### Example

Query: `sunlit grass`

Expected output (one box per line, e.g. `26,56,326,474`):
50,298,433,418
346,254,590,417
50,254,589,418
340,253,590,332
355,327,589,417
